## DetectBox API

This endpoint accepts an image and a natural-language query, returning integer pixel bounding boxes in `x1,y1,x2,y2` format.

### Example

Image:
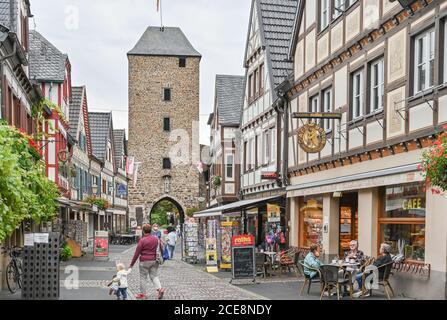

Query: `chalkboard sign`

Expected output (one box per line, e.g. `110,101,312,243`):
231,235,255,282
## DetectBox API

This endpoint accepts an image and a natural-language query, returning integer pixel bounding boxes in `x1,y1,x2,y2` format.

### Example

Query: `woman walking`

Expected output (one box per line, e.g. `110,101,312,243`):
129,224,166,299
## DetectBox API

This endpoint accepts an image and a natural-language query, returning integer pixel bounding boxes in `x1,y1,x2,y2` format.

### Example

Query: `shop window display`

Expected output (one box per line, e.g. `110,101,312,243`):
380,223,425,261
300,197,323,248
379,182,426,261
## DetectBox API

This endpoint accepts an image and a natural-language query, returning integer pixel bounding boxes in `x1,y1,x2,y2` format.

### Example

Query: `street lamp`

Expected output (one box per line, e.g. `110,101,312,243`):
92,184,98,196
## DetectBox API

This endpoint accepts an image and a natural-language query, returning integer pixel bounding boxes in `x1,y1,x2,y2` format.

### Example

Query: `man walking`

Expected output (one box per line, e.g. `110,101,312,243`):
166,226,178,259
129,224,166,299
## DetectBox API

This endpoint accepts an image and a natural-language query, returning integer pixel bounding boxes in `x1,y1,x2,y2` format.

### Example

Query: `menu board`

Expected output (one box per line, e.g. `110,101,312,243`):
231,235,255,281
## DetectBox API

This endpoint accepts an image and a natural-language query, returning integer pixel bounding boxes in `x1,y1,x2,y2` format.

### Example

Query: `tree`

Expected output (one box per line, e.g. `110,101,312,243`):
0,122,60,241
150,200,179,226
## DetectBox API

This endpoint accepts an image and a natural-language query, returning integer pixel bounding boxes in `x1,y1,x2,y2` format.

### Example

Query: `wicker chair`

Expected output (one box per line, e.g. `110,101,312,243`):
298,261,322,296
319,265,353,300
361,261,395,299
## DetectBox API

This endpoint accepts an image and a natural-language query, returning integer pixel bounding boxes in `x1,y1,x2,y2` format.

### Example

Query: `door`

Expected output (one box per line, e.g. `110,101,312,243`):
339,193,358,256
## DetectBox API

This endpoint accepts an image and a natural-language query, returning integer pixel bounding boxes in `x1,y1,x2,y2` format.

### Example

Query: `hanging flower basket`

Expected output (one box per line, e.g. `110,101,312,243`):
420,125,447,193
212,176,221,188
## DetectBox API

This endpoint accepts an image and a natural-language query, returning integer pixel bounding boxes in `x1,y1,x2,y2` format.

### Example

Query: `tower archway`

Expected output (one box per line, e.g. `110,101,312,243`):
148,196,186,227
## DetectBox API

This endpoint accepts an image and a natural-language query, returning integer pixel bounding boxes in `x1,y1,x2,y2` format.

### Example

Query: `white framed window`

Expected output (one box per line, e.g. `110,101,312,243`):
414,28,435,94
370,58,384,112
256,135,262,167
333,0,345,19
352,69,364,119
323,88,332,131
310,95,320,113
270,128,276,164
320,0,330,31
225,154,234,181
264,130,271,165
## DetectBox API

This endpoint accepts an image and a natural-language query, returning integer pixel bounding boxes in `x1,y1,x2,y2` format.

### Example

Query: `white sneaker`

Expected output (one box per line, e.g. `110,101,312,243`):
323,291,330,297
352,291,362,298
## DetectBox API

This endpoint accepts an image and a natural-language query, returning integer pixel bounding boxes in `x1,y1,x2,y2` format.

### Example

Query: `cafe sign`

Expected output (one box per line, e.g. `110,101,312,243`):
402,198,423,210
297,123,327,153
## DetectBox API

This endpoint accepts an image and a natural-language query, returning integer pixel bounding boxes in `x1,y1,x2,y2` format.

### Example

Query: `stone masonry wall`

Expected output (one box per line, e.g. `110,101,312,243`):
128,55,200,220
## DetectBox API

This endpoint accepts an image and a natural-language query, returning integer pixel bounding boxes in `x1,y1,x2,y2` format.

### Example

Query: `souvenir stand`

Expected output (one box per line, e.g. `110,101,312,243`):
182,219,199,264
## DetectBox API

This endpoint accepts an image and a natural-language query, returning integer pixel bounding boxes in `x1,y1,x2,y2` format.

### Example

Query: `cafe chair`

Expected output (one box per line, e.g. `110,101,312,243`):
255,253,269,278
279,250,297,275
319,265,352,300
361,261,395,300
298,261,322,296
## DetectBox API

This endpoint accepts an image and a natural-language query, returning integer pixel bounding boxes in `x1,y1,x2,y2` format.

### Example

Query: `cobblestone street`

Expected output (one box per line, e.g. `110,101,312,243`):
117,245,265,300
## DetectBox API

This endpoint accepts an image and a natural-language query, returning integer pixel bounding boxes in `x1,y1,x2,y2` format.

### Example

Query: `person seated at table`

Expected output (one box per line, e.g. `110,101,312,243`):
345,240,365,263
353,243,393,297
303,244,322,280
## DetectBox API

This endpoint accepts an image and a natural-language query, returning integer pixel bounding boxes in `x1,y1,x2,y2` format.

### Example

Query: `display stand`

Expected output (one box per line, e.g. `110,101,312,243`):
183,222,199,264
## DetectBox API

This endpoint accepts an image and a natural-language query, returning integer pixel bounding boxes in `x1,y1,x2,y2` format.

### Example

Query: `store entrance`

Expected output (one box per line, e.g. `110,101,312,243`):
339,193,358,256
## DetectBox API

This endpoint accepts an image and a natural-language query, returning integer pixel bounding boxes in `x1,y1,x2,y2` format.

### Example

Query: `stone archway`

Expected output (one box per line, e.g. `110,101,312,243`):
148,195,186,226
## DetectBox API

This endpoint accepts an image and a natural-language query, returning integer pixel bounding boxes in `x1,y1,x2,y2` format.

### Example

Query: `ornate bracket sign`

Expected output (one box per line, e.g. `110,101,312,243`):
297,122,327,153
58,149,69,163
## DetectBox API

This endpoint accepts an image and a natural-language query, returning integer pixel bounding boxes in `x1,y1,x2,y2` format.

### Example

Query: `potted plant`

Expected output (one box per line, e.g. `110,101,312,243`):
420,125,447,193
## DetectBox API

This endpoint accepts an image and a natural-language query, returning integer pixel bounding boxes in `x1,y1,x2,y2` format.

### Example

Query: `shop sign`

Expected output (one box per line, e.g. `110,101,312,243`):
297,123,327,153
232,235,255,247
402,198,423,210
261,172,279,180
117,184,127,196
94,230,109,258
267,204,281,223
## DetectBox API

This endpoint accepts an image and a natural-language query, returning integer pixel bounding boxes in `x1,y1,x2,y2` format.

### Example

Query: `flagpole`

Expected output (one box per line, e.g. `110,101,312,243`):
160,0,163,29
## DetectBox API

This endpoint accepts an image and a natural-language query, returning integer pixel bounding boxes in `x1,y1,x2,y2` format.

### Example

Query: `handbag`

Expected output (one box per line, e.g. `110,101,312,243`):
156,239,164,265
163,245,170,260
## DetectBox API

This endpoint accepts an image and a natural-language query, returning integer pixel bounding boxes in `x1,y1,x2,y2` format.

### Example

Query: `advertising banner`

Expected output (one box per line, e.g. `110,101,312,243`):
267,203,281,223
94,231,109,257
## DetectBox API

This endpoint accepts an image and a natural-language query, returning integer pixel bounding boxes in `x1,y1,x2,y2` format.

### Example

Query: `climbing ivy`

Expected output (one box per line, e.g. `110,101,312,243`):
0,121,60,241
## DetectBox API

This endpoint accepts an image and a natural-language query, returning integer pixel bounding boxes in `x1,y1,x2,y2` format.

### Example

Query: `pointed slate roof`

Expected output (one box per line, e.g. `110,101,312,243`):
69,86,84,137
89,112,112,162
258,0,299,90
128,26,201,58
29,30,67,82
215,75,245,126
113,129,126,169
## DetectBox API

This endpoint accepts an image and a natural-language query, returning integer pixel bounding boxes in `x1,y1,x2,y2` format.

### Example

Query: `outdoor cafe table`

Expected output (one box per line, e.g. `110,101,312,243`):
328,262,361,296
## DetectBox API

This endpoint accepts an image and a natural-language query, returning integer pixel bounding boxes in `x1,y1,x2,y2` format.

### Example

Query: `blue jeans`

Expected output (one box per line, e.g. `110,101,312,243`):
167,245,175,259
116,287,128,300
356,273,363,290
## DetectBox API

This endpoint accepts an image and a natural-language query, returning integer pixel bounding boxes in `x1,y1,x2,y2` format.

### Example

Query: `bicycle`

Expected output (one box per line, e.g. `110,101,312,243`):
1,246,23,294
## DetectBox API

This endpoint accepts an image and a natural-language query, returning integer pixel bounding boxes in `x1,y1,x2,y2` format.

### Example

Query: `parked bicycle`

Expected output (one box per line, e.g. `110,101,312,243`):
1,246,23,294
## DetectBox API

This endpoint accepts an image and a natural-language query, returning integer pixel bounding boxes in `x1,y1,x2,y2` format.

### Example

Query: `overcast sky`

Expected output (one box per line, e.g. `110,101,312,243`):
30,0,251,145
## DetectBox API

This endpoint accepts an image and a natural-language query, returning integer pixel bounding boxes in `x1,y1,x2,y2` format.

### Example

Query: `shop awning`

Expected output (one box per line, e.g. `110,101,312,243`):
193,195,283,218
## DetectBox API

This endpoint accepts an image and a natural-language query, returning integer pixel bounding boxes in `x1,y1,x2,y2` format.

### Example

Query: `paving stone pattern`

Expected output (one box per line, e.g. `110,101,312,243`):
120,246,265,300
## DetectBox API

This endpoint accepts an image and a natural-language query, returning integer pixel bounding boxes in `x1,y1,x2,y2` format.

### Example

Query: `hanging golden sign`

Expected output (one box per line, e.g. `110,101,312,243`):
297,122,327,153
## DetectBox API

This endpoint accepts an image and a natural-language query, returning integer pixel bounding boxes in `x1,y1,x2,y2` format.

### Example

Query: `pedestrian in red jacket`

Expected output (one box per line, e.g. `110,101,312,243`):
129,224,166,299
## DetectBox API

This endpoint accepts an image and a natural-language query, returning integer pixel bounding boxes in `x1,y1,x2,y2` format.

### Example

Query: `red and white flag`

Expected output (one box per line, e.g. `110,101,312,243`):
156,0,160,11
126,156,135,176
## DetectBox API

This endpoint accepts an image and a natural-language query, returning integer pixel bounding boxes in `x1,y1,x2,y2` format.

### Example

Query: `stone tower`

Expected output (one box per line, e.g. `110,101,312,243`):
127,27,201,224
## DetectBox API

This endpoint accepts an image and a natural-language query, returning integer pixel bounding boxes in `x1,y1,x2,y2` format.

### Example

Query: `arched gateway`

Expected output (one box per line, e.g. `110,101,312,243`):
148,196,186,225
127,26,201,225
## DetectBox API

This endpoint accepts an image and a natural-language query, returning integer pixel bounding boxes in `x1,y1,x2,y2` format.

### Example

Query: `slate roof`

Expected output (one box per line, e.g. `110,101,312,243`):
258,0,299,92
89,112,112,162
215,75,245,126
0,0,31,32
128,26,201,58
69,87,84,137
113,129,126,168
29,30,67,82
